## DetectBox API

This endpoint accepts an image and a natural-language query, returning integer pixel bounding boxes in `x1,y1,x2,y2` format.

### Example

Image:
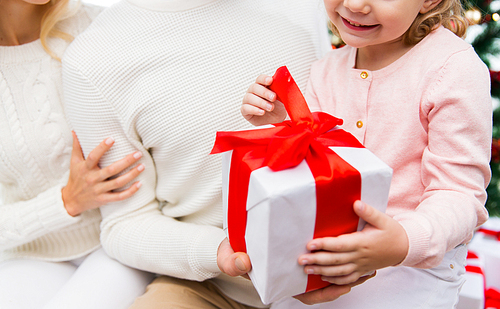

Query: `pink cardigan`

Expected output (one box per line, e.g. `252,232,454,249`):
306,27,492,268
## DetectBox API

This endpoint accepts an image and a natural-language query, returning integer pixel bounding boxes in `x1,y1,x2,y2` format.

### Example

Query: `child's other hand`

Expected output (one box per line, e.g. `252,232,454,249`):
294,271,375,305
298,201,409,285
241,74,287,126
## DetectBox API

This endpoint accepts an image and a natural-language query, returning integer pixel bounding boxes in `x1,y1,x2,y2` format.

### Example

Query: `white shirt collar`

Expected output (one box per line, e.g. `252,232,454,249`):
126,0,218,12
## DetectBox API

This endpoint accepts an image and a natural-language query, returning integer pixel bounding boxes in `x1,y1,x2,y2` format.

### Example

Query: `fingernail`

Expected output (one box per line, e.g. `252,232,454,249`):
105,137,114,146
137,164,145,172
299,259,308,265
266,103,273,111
136,181,142,189
133,152,142,159
235,257,246,271
309,244,317,251
356,201,365,211
265,77,272,84
306,268,314,274
268,93,275,101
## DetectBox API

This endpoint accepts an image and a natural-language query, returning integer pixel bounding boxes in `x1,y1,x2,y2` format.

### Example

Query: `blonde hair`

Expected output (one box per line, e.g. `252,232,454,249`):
403,0,468,45
329,0,469,47
40,0,80,60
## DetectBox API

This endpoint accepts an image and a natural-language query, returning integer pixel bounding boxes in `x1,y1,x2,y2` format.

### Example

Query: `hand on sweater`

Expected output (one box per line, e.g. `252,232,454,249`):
62,131,144,217
298,201,409,286
217,238,251,278
241,74,287,126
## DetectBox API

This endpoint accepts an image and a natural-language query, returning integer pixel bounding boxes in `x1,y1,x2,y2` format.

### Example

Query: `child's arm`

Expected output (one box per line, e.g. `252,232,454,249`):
298,201,409,285
241,74,287,126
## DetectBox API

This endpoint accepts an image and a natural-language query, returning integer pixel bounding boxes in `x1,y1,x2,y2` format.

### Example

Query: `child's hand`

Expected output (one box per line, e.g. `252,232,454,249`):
241,75,287,126
294,271,376,305
298,201,409,285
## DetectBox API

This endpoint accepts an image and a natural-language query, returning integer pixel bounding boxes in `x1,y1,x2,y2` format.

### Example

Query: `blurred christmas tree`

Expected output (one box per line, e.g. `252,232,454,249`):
465,0,500,216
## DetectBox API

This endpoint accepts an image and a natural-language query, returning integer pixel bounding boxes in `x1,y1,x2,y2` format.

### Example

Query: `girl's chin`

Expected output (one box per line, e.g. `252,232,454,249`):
336,36,371,49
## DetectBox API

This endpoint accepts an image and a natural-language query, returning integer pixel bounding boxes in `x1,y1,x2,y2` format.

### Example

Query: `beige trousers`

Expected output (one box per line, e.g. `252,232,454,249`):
129,276,259,309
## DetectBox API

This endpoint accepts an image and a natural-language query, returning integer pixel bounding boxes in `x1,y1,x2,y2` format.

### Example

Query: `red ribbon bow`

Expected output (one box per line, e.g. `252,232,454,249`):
211,66,364,292
211,66,359,171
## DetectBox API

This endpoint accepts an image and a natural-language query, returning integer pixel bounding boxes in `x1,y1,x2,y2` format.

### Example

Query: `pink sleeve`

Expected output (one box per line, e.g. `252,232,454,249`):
395,48,491,268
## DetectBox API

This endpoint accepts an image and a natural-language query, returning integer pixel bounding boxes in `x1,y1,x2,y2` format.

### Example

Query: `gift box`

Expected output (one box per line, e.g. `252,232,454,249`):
468,217,500,292
485,287,500,309
457,250,485,309
211,66,393,304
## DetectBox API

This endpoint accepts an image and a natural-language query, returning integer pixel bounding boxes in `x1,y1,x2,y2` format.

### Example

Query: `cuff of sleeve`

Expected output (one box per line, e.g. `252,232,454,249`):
37,183,82,231
394,216,429,267
189,226,227,279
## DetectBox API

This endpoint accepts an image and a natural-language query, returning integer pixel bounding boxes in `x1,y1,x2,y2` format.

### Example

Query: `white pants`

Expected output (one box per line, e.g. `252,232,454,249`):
0,248,155,309
272,245,468,309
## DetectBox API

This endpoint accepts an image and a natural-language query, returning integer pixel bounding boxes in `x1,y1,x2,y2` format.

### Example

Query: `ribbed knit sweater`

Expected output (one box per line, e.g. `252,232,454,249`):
62,0,330,306
0,4,103,262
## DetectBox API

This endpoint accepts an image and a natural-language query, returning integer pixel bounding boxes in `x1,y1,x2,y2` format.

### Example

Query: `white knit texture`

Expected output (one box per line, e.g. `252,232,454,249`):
0,4,104,262
63,0,330,306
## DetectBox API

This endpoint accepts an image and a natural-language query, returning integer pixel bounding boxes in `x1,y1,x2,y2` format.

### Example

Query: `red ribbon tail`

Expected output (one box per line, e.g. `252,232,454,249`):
269,66,314,124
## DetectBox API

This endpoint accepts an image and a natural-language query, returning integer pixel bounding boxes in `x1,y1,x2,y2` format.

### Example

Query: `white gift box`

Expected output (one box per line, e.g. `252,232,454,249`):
468,217,500,291
221,145,392,304
457,250,485,309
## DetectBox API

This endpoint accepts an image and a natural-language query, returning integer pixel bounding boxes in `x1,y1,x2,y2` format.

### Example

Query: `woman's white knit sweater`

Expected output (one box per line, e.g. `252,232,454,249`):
62,0,330,306
0,5,103,262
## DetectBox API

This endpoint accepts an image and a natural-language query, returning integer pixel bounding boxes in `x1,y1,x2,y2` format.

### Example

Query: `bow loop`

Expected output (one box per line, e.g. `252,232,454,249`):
265,123,314,171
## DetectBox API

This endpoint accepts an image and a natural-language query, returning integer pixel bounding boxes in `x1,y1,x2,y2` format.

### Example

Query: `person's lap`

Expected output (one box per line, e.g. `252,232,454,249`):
129,275,259,309
0,258,77,309
0,248,154,309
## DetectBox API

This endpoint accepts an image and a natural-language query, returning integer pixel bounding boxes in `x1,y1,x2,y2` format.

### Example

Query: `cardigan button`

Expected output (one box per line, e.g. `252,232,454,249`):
360,71,369,79
356,120,364,128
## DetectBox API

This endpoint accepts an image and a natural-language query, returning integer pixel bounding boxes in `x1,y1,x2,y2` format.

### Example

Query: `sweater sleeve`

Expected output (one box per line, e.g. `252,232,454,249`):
0,174,81,251
305,70,321,113
395,47,491,268
62,57,225,281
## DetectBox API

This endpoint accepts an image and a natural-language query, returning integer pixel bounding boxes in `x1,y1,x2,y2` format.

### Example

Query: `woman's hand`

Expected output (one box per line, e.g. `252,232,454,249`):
241,74,287,126
61,131,144,217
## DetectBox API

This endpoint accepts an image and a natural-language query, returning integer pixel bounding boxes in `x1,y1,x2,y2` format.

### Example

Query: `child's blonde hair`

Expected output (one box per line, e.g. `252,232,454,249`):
403,0,468,45
329,0,469,46
40,0,80,60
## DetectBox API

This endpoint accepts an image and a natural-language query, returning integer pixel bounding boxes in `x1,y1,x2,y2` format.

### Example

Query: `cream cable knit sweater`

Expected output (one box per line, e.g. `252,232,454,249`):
62,0,330,306
0,4,103,262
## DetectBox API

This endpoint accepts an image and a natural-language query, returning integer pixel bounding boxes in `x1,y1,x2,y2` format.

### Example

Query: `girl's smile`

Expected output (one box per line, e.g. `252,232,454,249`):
341,16,380,31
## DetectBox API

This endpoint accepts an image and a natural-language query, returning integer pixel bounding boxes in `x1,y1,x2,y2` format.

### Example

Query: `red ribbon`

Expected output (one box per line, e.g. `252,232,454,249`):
478,228,500,241
211,66,364,292
486,288,500,309
467,251,479,259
